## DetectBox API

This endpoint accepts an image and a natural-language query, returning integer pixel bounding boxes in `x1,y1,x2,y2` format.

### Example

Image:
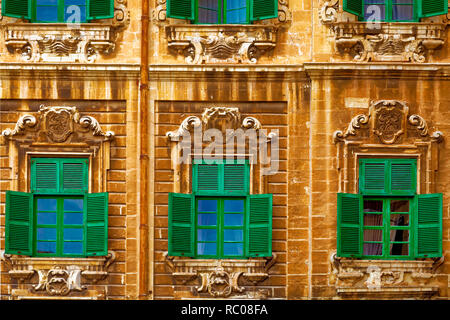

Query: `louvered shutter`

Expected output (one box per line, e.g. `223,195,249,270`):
251,0,278,21
419,0,447,18
337,193,362,258
415,193,442,258
194,163,220,194
2,0,31,19
31,159,59,193
343,0,364,17
167,0,195,20
5,191,33,256
61,159,89,193
87,0,114,20
246,194,272,257
360,160,387,195
390,161,416,195
85,192,108,256
168,193,195,256
223,163,248,194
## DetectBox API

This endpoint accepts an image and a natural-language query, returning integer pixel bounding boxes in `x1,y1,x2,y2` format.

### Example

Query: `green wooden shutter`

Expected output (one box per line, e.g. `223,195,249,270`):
2,0,31,19
419,0,447,18
415,193,442,258
337,193,362,258
5,191,33,256
250,0,278,21
359,160,387,195
390,161,416,195
61,159,89,193
87,0,114,20
223,163,248,194
31,159,59,194
168,193,195,257
167,0,195,20
246,194,272,257
343,0,363,17
85,192,108,256
194,163,220,194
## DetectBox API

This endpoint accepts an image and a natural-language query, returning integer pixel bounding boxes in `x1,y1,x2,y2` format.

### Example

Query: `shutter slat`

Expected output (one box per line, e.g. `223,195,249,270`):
337,193,362,258
224,164,246,193
167,0,195,20
421,0,447,17
251,0,278,21
62,162,87,192
34,162,58,192
343,0,363,17
5,191,33,256
87,0,114,20
168,193,195,257
246,194,272,257
85,193,108,256
364,163,386,192
416,193,442,258
196,164,220,192
2,0,31,19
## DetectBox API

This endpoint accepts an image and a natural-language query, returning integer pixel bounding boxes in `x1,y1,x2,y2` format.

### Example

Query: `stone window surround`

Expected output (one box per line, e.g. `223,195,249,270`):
0,105,116,299
319,0,448,63
153,0,291,64
0,0,130,63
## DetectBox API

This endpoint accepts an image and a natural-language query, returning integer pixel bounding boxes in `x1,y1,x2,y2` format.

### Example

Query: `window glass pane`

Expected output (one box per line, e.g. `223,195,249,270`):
393,0,413,3
363,214,383,226
64,212,84,225
364,4,385,21
36,6,59,22
224,214,244,226
64,228,83,241
363,243,383,255
198,213,217,226
63,242,83,254
390,200,409,212
392,5,413,20
198,200,217,212
197,229,217,241
364,229,383,242
198,8,218,23
197,242,217,255
224,243,243,256
37,241,57,254
390,242,409,256
199,0,218,9
224,229,243,242
37,198,57,211
363,200,383,212
37,212,57,225
64,5,86,23
37,0,58,5
37,228,57,241
65,0,86,5
64,199,84,212
224,200,244,212
390,229,409,242
390,214,409,226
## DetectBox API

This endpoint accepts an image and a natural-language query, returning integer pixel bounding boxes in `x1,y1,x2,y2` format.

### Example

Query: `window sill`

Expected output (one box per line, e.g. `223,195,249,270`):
165,24,278,64
164,252,276,298
330,253,444,299
1,250,116,297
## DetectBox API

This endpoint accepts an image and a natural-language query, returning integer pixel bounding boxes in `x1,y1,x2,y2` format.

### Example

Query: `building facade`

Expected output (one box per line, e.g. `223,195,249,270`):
0,0,449,300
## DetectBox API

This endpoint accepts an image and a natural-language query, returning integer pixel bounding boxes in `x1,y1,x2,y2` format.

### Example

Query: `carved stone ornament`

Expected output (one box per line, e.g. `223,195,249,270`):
165,252,276,299
319,0,447,62
330,252,444,299
1,250,116,297
3,0,130,63
2,105,115,142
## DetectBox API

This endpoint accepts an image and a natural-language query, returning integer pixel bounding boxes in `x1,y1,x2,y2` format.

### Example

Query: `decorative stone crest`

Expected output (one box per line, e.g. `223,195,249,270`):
165,253,276,299
2,105,115,142
330,252,444,299
319,0,447,62
3,0,130,63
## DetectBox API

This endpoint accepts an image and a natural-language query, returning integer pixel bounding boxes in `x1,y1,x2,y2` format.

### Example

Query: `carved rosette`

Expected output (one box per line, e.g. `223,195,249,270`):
3,0,129,63
165,253,276,299
1,251,116,297
330,253,444,299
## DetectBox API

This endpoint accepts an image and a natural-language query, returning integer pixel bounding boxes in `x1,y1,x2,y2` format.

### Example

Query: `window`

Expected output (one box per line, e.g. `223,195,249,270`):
166,0,278,24
5,157,108,257
168,159,272,259
343,0,447,22
1,0,114,23
337,158,443,260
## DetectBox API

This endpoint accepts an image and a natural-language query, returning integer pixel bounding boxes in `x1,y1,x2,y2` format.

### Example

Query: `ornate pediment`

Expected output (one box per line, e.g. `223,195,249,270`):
319,0,447,62
2,0,129,63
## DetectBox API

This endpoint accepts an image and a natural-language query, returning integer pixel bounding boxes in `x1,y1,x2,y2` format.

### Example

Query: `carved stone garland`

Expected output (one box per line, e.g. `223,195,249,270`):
319,0,447,63
3,0,130,63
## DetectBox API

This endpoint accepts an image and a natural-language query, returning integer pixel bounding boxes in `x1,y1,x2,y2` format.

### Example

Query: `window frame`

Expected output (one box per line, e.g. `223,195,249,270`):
193,0,251,25
360,0,418,22
31,0,87,23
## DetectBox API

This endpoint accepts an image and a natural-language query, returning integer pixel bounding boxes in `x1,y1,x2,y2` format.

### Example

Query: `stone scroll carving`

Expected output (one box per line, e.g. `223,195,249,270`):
3,0,130,63
319,0,447,63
